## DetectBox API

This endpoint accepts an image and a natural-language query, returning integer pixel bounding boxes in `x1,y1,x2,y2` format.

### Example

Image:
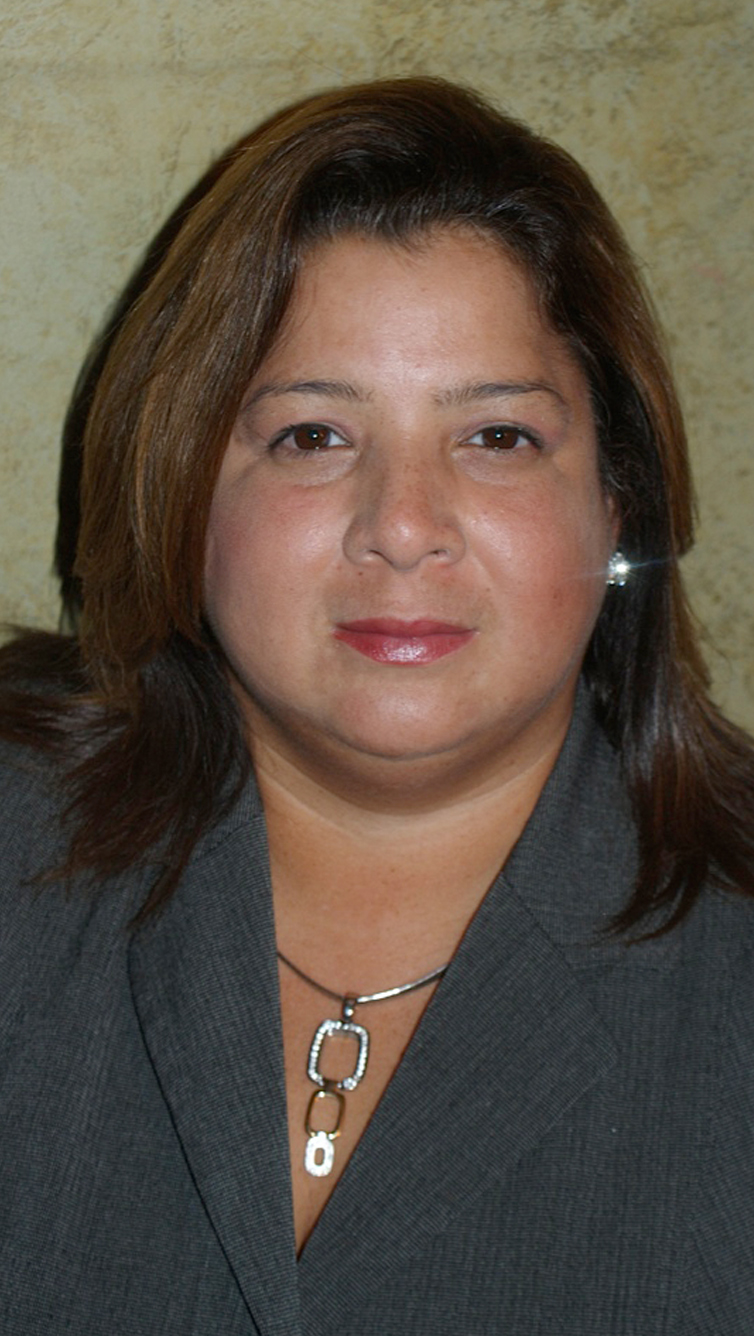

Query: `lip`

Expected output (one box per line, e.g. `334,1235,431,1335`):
333,619,475,664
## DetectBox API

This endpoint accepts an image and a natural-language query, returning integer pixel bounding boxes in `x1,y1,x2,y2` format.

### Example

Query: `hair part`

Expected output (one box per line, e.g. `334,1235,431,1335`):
2,76,752,928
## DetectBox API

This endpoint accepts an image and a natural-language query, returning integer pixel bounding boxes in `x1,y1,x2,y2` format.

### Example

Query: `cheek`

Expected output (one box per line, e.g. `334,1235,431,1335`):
203,490,273,647
204,485,339,629
203,500,290,698
475,486,612,627
204,508,256,613
480,482,611,566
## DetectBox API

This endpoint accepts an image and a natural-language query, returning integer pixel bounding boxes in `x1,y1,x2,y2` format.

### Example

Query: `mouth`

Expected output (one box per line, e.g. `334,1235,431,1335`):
333,619,476,665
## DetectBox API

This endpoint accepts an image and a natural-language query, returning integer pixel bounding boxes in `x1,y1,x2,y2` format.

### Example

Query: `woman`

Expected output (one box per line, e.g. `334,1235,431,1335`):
1,78,753,1334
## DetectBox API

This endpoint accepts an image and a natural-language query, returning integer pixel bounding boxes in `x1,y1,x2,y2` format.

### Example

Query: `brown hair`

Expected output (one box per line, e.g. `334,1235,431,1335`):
2,76,753,929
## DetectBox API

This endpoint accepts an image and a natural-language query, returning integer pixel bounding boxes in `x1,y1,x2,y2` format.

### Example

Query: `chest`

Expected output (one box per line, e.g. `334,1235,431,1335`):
2,892,730,1336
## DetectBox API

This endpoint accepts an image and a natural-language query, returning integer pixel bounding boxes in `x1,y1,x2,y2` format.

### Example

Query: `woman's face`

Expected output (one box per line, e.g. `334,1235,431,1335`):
205,229,617,801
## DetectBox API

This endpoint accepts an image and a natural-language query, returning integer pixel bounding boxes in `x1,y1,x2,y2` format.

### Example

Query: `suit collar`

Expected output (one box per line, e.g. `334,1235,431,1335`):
502,682,680,968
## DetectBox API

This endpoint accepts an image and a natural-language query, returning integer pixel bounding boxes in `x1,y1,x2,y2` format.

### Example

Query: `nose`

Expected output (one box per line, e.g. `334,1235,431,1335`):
342,446,466,572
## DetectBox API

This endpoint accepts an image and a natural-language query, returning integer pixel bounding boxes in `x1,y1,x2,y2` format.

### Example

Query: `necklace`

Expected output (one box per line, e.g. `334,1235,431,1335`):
277,949,448,1178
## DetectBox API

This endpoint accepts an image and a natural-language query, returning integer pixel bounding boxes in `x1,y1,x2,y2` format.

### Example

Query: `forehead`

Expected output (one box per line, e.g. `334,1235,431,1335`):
255,227,587,404
291,225,535,313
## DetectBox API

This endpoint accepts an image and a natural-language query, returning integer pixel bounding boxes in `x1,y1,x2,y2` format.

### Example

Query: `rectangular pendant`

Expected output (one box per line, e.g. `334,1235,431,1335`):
304,1130,336,1177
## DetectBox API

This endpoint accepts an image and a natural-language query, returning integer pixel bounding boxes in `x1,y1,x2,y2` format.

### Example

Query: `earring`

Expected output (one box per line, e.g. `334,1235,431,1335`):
606,551,630,587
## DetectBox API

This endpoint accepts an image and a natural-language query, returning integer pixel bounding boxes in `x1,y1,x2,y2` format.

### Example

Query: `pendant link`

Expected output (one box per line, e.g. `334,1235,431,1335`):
307,1017,370,1092
304,1083,345,1178
305,1085,345,1137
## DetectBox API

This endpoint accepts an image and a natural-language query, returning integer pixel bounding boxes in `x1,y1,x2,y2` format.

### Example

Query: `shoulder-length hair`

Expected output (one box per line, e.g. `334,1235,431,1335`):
2,77,753,929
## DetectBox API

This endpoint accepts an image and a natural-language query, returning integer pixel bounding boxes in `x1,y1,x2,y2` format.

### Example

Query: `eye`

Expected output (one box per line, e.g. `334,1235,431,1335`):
271,422,349,453
465,424,541,452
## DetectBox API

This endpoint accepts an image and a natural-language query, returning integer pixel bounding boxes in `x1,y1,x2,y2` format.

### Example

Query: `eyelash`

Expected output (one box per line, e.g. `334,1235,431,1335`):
268,421,543,455
464,425,543,452
269,423,349,454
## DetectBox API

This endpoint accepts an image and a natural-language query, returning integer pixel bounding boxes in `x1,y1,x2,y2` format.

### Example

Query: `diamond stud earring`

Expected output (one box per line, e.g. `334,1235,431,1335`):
606,550,630,587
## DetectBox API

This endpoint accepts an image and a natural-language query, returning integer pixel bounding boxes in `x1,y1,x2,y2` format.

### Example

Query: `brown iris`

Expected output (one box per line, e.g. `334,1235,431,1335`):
290,424,334,450
475,425,525,450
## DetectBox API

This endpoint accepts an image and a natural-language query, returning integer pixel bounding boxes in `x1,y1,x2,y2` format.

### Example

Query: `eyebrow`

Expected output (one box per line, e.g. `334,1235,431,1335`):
433,380,566,408
242,380,368,410
241,377,565,411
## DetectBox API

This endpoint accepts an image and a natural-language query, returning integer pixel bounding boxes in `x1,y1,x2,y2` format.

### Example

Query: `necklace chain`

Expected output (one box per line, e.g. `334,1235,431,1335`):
276,949,449,1007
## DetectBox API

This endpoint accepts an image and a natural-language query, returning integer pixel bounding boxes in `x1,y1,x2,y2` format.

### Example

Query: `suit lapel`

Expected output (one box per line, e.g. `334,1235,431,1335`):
297,870,618,1321
128,796,301,1336
298,689,633,1321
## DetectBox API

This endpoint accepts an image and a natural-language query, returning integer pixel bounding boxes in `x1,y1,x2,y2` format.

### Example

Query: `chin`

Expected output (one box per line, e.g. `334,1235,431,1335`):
330,701,473,762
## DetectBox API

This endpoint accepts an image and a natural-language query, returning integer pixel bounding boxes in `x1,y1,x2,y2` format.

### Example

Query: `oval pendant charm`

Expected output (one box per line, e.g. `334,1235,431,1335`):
304,1130,336,1177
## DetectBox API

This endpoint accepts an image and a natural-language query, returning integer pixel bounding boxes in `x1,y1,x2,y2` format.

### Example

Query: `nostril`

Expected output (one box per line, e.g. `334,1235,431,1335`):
341,463,466,570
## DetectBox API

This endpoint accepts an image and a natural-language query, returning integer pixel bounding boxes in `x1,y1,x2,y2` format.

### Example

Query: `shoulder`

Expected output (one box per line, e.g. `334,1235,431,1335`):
0,741,146,1054
660,888,754,1326
669,883,754,1011
0,739,69,884
688,886,754,1087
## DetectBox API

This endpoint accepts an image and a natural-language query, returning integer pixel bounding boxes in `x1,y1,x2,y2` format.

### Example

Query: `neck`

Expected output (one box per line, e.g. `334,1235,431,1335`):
253,730,565,992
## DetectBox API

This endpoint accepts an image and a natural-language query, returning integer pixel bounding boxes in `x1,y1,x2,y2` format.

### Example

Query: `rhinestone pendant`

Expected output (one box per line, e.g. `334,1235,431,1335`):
307,1017,369,1091
303,1015,369,1178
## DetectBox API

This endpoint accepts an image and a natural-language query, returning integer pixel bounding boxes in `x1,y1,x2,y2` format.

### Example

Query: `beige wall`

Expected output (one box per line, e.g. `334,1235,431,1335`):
1,0,752,729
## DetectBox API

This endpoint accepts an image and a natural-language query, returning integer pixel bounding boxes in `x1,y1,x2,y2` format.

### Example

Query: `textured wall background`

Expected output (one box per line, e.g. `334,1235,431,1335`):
1,0,752,728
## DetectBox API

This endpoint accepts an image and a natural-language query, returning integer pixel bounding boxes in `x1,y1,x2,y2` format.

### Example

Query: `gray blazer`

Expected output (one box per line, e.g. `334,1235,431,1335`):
2,692,754,1334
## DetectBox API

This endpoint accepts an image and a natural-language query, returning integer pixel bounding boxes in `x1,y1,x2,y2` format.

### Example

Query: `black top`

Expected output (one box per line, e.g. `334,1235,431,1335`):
1,687,754,1334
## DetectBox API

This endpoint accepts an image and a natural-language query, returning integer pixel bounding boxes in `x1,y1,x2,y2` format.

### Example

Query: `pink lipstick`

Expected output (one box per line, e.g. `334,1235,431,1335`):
334,619,474,664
